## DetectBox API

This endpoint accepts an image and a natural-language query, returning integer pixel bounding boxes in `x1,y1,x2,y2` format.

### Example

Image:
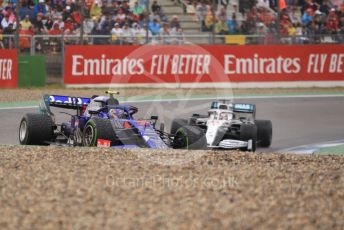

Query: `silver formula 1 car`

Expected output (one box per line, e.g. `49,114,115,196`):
170,100,272,151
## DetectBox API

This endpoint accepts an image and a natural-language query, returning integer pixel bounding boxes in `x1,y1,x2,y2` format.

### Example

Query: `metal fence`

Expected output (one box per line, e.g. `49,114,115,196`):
2,33,343,54
1,33,343,83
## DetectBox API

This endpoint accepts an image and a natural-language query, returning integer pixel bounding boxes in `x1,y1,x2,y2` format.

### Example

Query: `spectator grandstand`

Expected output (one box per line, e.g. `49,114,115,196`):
0,0,343,51
0,0,186,51
189,0,344,44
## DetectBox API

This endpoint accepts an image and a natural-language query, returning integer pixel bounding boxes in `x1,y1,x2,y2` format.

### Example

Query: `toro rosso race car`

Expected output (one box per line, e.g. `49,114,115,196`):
18,91,205,149
170,100,272,151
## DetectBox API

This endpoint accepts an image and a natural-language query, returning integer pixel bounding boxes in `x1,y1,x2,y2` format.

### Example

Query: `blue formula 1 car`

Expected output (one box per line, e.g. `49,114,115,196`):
18,91,206,149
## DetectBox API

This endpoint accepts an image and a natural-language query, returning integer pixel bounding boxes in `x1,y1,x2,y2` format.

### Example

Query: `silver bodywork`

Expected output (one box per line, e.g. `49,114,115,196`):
194,103,255,150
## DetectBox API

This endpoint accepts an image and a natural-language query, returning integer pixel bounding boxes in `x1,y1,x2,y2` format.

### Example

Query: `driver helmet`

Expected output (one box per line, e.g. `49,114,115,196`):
108,108,126,119
220,112,229,120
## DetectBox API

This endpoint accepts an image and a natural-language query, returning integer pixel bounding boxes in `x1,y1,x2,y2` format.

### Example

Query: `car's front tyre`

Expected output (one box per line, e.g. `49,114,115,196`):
173,125,207,150
82,118,116,147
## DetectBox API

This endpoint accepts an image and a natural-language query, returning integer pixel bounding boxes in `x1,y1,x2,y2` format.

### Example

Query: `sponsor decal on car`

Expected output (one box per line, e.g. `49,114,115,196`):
97,139,111,147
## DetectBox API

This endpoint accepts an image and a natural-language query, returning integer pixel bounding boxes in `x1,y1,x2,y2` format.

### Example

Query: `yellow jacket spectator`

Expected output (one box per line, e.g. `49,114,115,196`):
20,15,32,30
90,3,102,20
287,24,297,36
204,10,217,30
215,19,228,35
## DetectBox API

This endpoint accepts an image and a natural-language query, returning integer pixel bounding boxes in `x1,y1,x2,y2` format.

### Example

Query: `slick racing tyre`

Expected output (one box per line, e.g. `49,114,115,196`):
189,114,208,125
82,118,116,147
239,124,257,152
19,113,54,145
173,125,207,150
170,118,188,135
255,120,272,147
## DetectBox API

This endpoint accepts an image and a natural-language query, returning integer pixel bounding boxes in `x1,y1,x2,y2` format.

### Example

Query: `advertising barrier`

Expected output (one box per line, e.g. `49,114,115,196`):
64,45,344,88
0,50,18,89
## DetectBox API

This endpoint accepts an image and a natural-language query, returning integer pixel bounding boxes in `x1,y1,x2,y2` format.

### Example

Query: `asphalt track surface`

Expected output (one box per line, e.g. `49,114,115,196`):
0,96,343,152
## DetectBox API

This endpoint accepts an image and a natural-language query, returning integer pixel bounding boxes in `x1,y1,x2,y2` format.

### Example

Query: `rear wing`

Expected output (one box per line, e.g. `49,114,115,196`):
47,95,91,109
233,103,256,114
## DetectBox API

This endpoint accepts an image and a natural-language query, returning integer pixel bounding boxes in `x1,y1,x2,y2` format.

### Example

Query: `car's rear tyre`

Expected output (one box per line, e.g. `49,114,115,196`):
240,123,257,152
82,118,116,147
173,125,207,150
170,118,188,135
255,120,272,147
19,113,54,145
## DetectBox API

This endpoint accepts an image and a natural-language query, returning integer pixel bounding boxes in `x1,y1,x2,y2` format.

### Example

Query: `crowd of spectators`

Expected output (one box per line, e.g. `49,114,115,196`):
0,0,185,51
1,0,343,49
193,0,344,44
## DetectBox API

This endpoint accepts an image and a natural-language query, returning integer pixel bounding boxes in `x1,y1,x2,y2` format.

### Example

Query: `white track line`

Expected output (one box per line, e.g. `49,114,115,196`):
0,94,344,110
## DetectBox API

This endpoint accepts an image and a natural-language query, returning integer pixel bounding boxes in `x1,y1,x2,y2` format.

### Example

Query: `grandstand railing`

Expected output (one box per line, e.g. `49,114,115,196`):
1,33,343,54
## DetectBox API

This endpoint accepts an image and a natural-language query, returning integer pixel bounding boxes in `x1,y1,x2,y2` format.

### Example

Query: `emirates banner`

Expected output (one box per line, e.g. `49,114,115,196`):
0,49,17,88
64,45,344,85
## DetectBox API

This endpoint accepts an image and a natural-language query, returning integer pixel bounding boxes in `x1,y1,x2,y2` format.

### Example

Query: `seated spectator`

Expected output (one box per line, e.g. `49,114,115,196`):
132,2,144,16
214,19,228,35
132,23,151,44
45,14,54,30
115,9,127,22
151,1,161,14
51,9,62,21
227,14,239,34
84,17,95,35
34,0,47,16
160,23,171,44
3,23,15,49
21,15,32,31
170,15,180,29
148,18,161,35
19,4,35,22
90,3,102,20
319,0,333,15
49,23,62,35
63,5,74,21
4,8,16,25
33,13,46,33
216,6,227,22
63,17,74,32
174,27,185,45
288,6,300,24
301,8,313,26
204,8,217,31
259,7,274,26
326,8,339,34
1,14,11,30
256,22,268,44
122,23,134,44
127,12,140,26
111,22,123,44
195,2,207,23
19,24,33,52
54,15,64,31
247,6,259,22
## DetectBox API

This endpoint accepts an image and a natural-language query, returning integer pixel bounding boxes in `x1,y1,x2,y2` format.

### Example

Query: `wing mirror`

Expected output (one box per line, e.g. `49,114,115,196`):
88,110,99,115
150,116,158,120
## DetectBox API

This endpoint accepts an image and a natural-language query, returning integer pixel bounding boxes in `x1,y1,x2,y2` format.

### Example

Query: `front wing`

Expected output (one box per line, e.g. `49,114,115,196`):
208,139,253,150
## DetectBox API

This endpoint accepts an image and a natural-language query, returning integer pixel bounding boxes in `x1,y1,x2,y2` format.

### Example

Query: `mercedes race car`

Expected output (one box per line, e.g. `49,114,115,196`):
170,100,272,151
19,91,205,149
